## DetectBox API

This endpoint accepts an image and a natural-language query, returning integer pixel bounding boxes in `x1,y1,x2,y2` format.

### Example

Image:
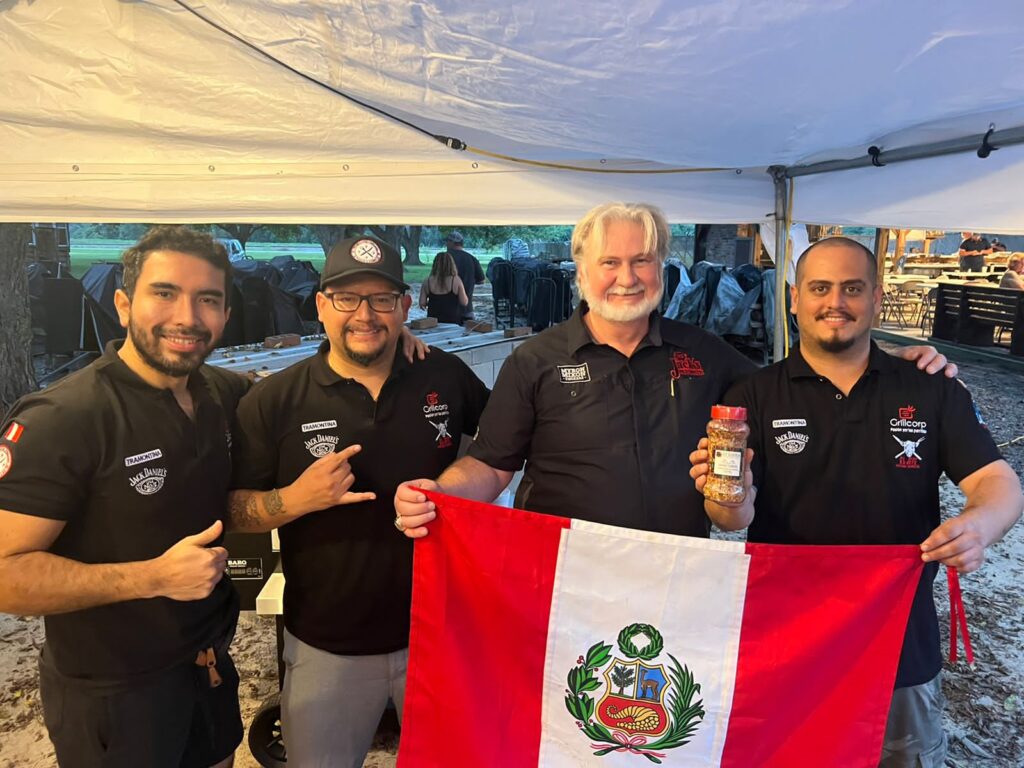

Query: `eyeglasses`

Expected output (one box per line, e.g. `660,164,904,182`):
323,291,402,313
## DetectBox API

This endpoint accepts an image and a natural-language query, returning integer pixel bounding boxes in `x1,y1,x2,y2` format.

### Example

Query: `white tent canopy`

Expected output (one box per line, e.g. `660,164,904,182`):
3,0,1024,229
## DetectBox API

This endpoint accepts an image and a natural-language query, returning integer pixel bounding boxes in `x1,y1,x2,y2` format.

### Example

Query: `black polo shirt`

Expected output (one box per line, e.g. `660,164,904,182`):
724,343,1001,687
0,342,247,681
959,236,991,253
232,342,489,655
467,303,756,535
959,237,991,271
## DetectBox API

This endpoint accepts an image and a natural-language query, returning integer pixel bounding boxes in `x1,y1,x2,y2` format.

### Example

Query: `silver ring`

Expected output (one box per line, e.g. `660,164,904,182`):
394,515,405,532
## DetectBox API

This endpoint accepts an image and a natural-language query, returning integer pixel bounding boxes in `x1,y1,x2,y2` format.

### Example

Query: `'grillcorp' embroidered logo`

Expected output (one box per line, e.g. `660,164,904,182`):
558,363,591,384
124,449,163,467
305,434,339,458
129,467,167,495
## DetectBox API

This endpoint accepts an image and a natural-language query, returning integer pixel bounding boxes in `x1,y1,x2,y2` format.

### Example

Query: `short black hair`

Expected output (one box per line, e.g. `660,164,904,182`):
795,236,877,285
122,226,232,302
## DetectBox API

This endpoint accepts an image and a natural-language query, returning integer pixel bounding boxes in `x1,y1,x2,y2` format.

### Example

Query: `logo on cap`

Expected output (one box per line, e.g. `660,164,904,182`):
352,239,382,264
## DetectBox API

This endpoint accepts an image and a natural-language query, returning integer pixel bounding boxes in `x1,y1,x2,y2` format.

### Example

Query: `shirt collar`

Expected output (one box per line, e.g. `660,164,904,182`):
785,340,895,380
94,339,211,399
566,302,665,355
309,338,409,387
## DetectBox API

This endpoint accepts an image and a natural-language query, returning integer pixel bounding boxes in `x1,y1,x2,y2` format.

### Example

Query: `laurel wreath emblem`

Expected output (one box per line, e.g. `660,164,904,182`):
564,624,705,763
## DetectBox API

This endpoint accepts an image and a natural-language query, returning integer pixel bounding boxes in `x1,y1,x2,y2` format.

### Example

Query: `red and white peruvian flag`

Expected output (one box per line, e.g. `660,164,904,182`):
399,492,922,768
2,422,24,443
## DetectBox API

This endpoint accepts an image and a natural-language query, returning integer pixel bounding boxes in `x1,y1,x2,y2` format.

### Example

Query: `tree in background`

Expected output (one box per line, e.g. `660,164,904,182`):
368,225,423,265
307,225,367,256
215,223,264,249
0,224,37,414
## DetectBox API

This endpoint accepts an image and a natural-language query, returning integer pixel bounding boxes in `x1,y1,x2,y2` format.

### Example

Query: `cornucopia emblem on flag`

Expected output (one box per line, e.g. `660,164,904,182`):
564,623,705,763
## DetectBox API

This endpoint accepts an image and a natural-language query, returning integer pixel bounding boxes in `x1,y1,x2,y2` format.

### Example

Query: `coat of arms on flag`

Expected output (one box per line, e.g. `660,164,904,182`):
399,492,923,768
566,623,704,761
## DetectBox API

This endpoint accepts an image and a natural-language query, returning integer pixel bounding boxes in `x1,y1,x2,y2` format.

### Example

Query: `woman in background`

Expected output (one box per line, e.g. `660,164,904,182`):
419,251,468,324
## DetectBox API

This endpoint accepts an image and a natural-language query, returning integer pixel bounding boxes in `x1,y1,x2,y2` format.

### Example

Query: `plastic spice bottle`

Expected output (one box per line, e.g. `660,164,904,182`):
703,405,750,504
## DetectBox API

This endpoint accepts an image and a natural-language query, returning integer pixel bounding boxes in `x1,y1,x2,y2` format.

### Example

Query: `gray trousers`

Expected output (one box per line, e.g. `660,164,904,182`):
281,628,407,768
880,674,947,768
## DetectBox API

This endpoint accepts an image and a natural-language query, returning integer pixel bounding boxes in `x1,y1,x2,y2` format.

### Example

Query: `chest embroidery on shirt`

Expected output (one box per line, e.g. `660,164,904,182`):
557,363,591,384
775,431,809,455
771,418,806,428
889,405,927,470
0,446,11,480
423,392,453,449
669,351,704,379
129,467,167,495
124,449,163,467
304,434,339,458
301,420,338,433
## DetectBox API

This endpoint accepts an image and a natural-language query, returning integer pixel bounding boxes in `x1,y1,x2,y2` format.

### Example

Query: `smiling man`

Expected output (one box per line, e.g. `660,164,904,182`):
395,205,961,540
690,237,1023,766
226,236,488,766
0,227,249,768
395,202,758,537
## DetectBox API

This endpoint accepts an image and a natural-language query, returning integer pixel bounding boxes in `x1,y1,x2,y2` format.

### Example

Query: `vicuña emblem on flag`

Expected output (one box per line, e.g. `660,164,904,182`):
564,622,704,762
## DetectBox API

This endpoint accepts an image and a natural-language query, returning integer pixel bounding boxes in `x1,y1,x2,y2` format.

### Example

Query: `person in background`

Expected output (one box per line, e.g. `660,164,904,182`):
419,251,468,324
999,253,1024,290
438,231,485,322
958,231,993,272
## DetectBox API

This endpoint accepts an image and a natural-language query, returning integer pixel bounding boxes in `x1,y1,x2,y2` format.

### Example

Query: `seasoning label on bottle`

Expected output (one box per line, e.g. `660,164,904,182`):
712,449,743,478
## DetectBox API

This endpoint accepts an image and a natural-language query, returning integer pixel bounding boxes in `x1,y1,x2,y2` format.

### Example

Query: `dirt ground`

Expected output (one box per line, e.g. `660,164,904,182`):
2,328,1022,767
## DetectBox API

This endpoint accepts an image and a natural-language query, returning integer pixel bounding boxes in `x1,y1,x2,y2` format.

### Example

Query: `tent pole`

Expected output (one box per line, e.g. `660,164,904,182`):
785,124,1024,178
769,166,789,361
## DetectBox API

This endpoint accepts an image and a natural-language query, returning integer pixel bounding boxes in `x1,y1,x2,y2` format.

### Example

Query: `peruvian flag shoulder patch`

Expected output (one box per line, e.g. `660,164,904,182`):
2,422,24,444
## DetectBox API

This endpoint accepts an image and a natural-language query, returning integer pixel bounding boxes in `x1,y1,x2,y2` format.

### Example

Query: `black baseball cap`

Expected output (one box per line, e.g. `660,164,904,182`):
321,236,409,291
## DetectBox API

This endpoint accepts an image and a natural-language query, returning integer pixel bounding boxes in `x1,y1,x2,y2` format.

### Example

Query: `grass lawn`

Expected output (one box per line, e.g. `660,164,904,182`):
69,240,504,281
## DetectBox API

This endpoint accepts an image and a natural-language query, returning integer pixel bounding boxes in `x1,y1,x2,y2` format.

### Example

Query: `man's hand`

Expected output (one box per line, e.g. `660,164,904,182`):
150,520,228,601
284,445,376,516
394,479,440,539
896,345,957,378
919,516,988,574
689,438,756,531
400,326,430,363
921,460,1024,573
688,438,754,504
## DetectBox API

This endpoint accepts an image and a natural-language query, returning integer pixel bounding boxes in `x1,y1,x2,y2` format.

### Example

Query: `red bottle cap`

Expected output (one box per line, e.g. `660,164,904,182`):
711,405,747,420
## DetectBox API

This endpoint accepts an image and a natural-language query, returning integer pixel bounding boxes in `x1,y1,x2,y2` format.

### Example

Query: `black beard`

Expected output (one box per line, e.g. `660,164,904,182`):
129,322,213,377
341,333,387,367
818,335,858,353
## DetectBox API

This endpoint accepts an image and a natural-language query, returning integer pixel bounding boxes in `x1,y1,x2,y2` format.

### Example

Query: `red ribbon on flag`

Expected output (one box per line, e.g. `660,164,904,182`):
946,566,974,666
589,732,667,759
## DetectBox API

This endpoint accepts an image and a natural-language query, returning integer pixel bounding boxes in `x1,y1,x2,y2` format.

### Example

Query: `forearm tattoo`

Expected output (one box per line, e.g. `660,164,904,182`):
265,489,286,517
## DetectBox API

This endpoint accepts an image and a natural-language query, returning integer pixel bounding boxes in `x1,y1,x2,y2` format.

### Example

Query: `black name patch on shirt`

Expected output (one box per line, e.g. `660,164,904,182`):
557,363,591,384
